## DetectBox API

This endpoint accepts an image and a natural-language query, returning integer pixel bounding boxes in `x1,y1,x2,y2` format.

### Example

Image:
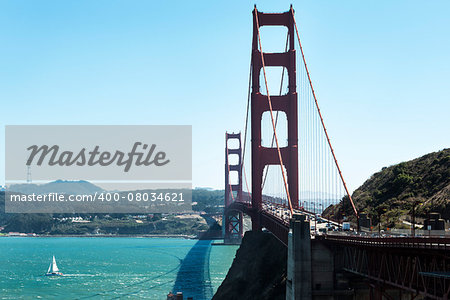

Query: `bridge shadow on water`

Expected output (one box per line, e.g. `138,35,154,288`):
173,239,213,300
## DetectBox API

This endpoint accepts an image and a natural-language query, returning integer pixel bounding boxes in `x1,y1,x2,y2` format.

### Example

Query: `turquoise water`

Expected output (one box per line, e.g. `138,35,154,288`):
0,237,237,299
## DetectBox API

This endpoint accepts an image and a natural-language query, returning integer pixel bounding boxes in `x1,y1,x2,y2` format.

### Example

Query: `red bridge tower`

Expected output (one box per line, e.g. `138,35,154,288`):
223,132,244,244
251,8,299,230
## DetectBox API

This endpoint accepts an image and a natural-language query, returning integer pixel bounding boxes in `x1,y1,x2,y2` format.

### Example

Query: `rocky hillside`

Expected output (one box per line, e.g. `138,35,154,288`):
325,148,450,227
213,231,286,300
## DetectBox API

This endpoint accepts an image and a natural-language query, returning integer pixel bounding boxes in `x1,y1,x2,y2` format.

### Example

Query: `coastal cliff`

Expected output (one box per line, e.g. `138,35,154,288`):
213,231,286,300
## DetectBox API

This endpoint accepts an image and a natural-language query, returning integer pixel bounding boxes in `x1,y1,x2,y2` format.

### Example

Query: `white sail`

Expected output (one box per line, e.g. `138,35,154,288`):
52,255,59,273
45,255,62,276
51,256,59,273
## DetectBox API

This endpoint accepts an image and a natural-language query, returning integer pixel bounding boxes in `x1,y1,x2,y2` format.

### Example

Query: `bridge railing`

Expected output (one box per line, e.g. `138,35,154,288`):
389,228,450,237
324,234,450,250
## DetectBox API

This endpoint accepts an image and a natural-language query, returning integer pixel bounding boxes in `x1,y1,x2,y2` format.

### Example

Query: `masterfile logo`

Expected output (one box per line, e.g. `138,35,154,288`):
26,142,170,172
6,125,191,181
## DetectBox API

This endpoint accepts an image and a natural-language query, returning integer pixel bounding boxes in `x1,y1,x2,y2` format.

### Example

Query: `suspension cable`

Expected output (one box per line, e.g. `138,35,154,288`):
290,7,359,220
255,8,293,216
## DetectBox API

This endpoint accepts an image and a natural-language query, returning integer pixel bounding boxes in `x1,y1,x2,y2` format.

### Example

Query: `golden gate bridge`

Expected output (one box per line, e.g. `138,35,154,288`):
223,6,450,300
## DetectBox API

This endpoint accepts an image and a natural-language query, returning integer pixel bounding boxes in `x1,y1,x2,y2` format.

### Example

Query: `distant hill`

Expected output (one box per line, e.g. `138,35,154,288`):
324,148,450,227
7,180,104,195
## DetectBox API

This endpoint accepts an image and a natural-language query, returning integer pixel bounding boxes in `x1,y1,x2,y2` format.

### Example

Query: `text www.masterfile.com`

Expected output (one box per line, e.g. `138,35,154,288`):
7,192,186,202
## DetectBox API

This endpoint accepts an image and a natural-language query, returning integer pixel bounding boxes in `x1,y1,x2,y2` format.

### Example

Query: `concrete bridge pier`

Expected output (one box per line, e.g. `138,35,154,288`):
286,214,312,300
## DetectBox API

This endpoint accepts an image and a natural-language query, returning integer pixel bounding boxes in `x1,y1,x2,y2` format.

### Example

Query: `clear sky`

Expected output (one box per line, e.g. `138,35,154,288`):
1,1,449,192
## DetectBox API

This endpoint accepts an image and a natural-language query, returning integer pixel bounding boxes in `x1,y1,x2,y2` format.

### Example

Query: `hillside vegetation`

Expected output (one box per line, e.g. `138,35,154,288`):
325,148,450,228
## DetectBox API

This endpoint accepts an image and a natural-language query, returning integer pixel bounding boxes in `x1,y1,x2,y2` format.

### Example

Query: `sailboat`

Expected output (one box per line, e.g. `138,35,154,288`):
45,256,63,276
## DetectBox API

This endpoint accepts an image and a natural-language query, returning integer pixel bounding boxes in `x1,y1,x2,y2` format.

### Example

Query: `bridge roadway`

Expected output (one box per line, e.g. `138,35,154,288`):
228,199,341,246
230,198,450,244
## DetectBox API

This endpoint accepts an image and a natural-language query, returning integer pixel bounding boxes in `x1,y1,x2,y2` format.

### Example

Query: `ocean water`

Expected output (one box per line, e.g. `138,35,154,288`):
0,237,238,300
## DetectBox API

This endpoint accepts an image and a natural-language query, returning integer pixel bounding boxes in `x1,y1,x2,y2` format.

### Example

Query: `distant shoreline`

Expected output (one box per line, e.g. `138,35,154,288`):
0,234,199,239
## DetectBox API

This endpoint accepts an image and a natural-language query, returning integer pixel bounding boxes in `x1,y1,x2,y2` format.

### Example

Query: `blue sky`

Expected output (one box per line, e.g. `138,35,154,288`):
1,1,449,192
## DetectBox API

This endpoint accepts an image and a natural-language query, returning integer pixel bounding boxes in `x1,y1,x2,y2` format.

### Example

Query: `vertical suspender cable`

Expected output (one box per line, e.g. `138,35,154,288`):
242,53,253,200
290,8,359,222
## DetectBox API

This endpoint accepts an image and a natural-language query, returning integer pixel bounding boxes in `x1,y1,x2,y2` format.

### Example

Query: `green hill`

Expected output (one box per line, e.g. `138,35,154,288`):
324,148,450,228
8,180,104,195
